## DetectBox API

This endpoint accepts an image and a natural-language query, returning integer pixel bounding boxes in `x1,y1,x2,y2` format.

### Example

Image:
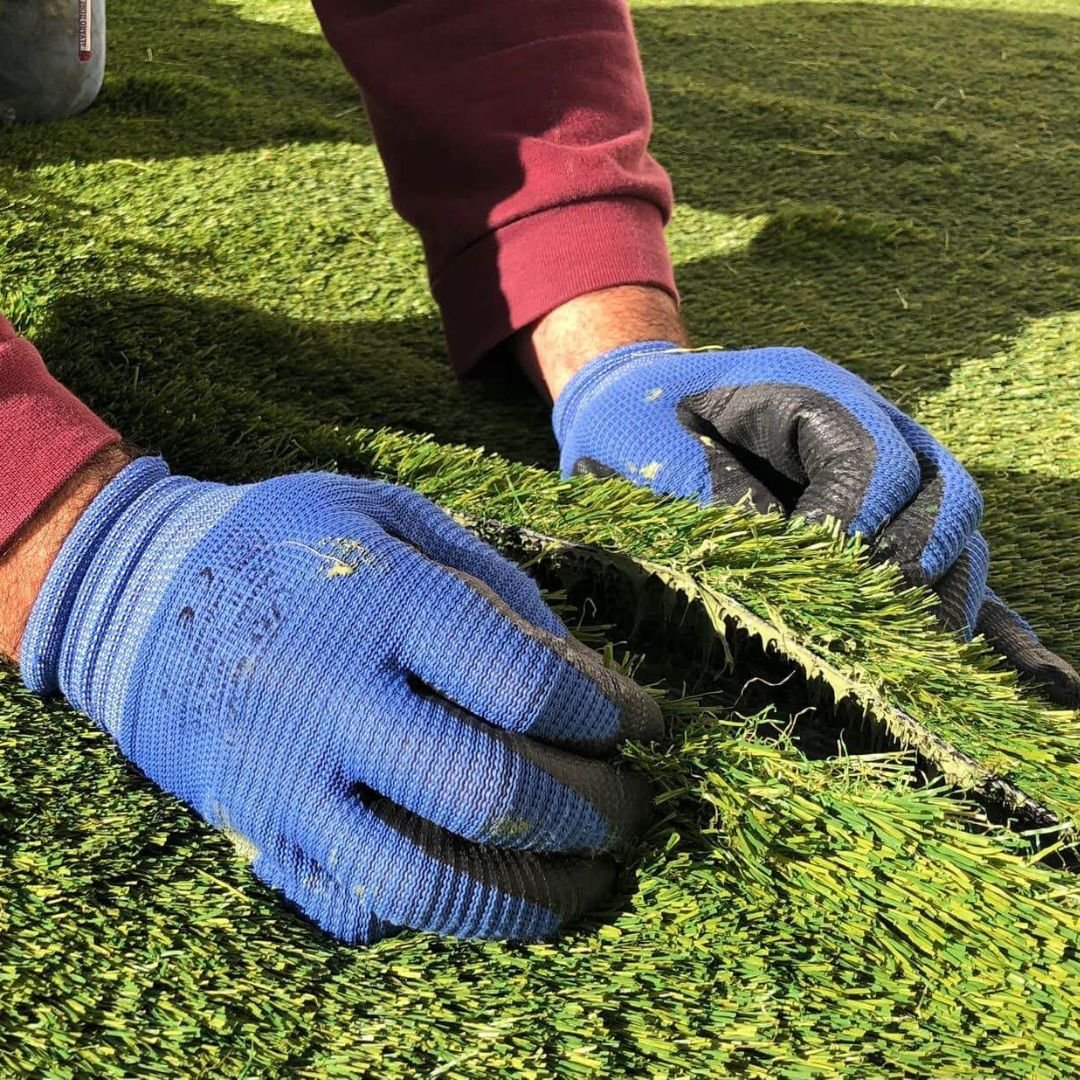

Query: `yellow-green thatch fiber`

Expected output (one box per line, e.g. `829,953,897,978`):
2,0,1080,1076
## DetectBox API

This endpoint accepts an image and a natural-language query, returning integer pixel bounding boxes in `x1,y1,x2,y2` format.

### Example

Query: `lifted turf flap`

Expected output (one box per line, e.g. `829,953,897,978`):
357,427,1080,852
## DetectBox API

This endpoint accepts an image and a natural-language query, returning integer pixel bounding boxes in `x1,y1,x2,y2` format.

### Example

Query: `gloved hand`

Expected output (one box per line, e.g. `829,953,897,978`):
554,341,1080,706
21,458,663,942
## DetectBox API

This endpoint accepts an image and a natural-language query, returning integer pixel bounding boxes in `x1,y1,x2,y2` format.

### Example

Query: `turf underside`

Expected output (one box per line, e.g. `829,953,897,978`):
2,0,1080,1075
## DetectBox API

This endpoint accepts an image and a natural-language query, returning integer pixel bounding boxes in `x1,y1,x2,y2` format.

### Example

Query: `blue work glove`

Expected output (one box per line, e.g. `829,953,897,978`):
554,341,1080,707
21,458,663,942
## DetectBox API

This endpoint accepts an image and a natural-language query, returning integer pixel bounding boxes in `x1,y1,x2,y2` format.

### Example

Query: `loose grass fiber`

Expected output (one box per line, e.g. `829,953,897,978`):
2,0,1080,1075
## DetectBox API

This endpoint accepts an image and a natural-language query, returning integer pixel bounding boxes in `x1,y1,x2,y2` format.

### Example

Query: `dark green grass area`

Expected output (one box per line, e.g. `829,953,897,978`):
2,0,1080,1075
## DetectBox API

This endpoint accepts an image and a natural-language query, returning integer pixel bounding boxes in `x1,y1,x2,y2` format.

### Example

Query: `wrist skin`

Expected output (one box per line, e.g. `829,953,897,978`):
513,285,689,403
0,445,134,662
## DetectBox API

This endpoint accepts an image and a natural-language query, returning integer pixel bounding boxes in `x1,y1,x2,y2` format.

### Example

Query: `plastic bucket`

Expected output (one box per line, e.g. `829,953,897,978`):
0,0,106,123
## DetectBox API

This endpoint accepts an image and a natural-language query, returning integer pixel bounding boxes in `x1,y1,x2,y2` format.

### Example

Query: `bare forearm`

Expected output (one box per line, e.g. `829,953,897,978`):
513,285,689,402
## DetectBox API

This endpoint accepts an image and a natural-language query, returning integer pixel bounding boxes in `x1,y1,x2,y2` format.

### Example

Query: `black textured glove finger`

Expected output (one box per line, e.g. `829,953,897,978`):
975,591,1080,708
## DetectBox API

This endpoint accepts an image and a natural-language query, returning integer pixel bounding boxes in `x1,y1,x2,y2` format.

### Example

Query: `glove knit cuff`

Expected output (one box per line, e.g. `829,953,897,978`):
551,339,682,447
21,457,171,694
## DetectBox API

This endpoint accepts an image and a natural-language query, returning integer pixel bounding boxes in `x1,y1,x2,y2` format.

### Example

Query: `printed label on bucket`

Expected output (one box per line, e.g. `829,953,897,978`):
78,0,93,62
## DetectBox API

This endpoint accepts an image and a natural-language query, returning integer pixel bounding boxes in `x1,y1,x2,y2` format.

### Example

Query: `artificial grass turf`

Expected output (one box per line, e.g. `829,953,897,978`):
2,0,1080,1075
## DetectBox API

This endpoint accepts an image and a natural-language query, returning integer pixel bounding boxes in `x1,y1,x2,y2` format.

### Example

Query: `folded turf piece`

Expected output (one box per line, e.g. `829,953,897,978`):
358,428,1080,852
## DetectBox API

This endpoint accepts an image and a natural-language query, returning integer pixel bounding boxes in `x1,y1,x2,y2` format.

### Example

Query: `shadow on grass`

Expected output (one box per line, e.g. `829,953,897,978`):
33,289,557,476
4,2,1073,391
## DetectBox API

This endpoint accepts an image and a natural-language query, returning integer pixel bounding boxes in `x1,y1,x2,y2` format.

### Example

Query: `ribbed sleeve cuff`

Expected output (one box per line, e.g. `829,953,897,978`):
0,316,121,551
432,197,678,375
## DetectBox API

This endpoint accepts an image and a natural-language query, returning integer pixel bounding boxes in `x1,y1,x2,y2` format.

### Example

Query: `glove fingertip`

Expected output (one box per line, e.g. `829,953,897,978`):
1046,674,1080,710
977,593,1080,709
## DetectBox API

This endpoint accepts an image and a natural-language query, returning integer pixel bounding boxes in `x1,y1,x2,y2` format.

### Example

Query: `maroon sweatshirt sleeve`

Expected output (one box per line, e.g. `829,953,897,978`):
0,315,120,551
310,0,676,372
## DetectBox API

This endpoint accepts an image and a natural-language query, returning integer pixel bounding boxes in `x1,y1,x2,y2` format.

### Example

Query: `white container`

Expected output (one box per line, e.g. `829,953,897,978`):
0,0,106,123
